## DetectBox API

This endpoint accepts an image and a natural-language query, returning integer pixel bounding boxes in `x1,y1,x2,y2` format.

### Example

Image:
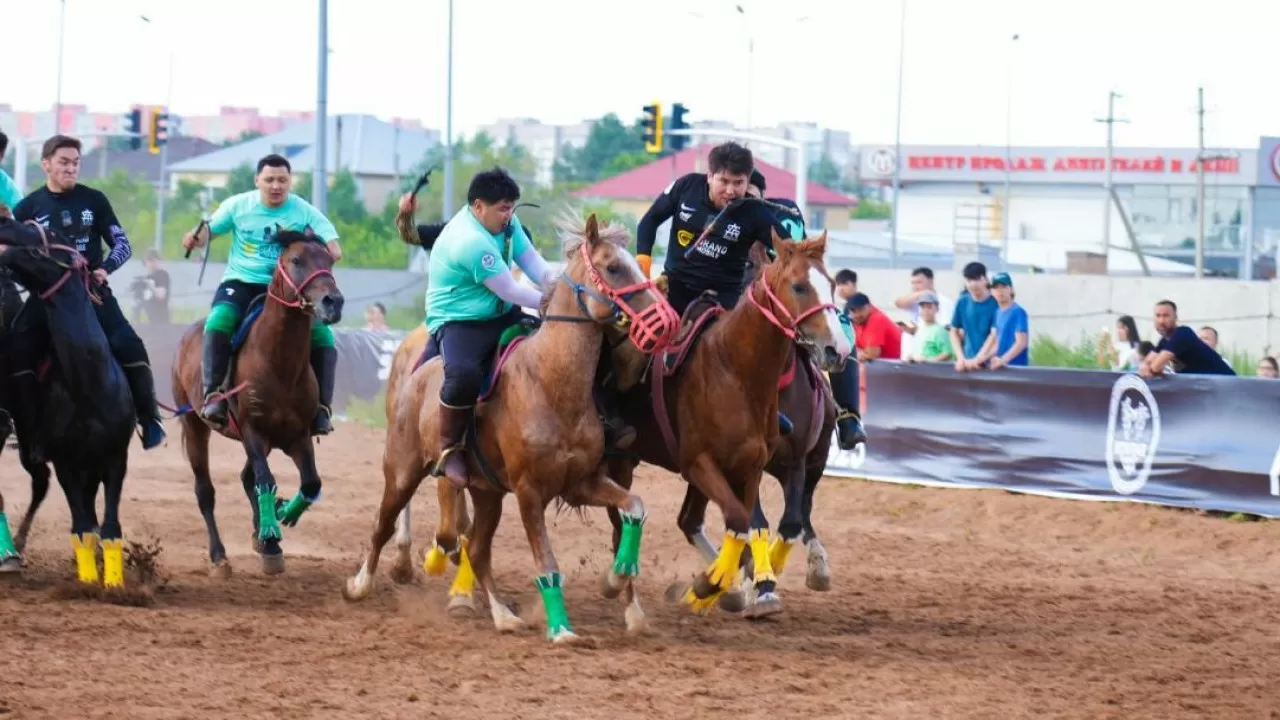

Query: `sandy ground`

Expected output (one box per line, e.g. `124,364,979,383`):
0,422,1277,720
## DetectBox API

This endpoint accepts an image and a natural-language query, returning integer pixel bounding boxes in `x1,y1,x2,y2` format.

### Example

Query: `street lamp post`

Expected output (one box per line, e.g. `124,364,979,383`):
54,0,67,134
1002,32,1019,270
141,14,175,253
442,0,455,218
889,0,907,269
313,0,329,213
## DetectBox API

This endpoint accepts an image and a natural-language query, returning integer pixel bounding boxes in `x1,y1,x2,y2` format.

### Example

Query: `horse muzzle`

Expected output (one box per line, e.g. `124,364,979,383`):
316,292,344,325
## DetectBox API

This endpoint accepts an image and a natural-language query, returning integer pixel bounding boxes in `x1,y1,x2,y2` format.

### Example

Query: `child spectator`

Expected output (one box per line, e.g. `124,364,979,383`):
949,261,1000,371
906,291,951,363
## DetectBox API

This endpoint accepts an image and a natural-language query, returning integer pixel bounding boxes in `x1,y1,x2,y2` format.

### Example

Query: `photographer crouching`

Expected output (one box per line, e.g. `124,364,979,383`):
130,249,171,324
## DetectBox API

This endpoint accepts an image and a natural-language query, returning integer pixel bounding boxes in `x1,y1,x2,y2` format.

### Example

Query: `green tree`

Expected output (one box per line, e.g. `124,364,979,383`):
221,129,266,147
809,154,843,191
553,113,652,185
215,162,256,201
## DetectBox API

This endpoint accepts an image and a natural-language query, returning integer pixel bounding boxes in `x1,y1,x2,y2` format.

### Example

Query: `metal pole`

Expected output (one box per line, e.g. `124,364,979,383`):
154,51,175,254
889,0,906,269
1002,33,1018,270
795,142,808,227
54,0,67,134
1102,92,1115,255
14,139,27,194
442,0,455,218
746,36,754,132
313,0,329,213
1195,86,1205,278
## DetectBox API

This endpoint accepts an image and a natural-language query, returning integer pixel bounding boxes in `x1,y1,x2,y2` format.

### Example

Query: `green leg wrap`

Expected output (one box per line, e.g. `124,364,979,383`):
256,486,282,542
0,512,18,562
310,320,336,348
534,572,573,639
279,493,317,528
612,510,646,577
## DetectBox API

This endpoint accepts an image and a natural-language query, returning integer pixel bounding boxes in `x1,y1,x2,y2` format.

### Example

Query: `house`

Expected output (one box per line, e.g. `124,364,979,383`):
570,144,858,231
78,136,222,184
166,114,441,210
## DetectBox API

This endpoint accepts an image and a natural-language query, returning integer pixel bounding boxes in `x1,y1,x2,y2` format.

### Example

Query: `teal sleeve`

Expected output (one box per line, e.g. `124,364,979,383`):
208,196,237,235
0,170,23,210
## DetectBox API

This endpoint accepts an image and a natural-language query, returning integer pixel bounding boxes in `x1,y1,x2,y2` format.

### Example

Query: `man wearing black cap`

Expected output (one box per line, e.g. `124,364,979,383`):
972,272,1029,369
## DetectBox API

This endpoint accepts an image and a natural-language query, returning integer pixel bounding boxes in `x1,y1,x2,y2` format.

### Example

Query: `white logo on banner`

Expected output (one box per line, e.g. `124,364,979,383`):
1268,443,1280,497
1105,374,1161,495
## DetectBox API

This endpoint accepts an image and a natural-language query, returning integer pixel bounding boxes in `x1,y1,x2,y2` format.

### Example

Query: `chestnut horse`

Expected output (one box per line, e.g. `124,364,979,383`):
343,214,678,643
601,232,851,618
172,229,344,576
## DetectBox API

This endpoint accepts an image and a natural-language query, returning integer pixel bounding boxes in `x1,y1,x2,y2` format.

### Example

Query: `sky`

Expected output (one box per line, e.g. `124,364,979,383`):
6,0,1280,150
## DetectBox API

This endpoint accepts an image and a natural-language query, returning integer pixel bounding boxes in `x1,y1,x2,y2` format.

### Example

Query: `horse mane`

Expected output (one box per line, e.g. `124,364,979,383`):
536,210,634,314
276,228,318,248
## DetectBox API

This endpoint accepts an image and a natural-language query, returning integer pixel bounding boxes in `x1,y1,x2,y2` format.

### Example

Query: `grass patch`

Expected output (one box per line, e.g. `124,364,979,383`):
341,389,388,429
1030,332,1261,375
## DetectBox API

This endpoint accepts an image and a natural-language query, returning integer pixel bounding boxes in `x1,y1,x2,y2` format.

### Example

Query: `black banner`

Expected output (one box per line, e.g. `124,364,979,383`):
823,362,1280,518
137,323,403,416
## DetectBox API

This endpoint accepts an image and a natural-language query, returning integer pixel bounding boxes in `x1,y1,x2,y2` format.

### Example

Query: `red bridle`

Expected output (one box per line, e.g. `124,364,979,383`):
746,274,837,341
267,258,335,311
576,241,679,354
18,220,97,302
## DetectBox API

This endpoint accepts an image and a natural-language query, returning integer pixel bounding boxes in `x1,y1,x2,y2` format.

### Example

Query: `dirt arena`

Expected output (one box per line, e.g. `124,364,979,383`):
0,423,1277,719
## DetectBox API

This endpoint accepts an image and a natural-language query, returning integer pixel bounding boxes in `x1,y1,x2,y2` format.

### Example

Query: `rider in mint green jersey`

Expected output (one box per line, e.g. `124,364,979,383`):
181,154,342,436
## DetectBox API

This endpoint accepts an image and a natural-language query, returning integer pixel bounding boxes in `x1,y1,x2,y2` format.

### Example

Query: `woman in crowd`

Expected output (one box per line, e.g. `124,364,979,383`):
1097,315,1142,371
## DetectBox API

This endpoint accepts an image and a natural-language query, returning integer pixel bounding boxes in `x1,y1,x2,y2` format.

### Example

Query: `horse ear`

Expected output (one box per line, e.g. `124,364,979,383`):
749,241,772,270
584,213,600,246
800,230,828,260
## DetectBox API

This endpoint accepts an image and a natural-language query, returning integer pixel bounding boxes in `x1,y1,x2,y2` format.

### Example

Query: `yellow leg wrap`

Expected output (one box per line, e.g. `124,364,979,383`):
73,533,100,585
684,531,747,613
447,538,476,599
102,539,125,589
768,536,796,576
748,528,776,585
423,542,449,577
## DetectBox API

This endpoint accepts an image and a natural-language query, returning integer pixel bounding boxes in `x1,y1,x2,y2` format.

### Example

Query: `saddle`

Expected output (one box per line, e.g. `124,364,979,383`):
659,291,727,376
206,292,269,440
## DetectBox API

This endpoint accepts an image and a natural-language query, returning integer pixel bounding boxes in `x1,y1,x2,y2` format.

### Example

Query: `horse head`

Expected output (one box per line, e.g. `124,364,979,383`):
270,226,344,324
748,230,852,372
0,218,90,303
556,212,678,355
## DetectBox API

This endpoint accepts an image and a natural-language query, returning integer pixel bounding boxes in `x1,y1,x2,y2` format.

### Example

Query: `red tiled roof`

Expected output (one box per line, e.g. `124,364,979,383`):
572,143,856,207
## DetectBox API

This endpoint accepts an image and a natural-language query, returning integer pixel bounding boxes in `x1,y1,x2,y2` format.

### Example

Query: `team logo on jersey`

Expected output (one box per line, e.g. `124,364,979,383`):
60,210,73,228
81,209,94,227
724,223,741,241
677,229,694,247
481,253,497,270
1104,374,1161,495
679,211,692,222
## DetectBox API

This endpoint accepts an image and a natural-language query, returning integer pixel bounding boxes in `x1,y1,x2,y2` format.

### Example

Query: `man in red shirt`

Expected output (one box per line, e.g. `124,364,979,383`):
848,293,902,361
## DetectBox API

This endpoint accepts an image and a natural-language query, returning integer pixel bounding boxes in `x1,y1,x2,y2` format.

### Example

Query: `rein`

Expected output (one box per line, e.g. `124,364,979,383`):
267,258,334,312
20,221,101,304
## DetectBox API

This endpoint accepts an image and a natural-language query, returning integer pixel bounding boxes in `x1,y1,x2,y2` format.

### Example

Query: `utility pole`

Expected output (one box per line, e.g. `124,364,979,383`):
1192,88,1236,279
442,0,455,219
313,0,329,213
1002,32,1019,270
889,0,907,269
1095,91,1128,257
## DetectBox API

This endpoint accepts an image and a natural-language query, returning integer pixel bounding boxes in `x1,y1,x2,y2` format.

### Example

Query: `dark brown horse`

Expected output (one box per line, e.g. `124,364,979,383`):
344,214,678,643
602,232,851,619
172,229,344,576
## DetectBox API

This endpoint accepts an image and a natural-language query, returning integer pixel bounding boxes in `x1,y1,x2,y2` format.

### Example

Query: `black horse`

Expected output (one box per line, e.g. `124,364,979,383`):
0,217,136,588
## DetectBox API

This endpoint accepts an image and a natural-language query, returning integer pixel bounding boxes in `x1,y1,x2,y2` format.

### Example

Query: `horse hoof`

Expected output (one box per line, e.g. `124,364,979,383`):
209,561,232,580
718,589,748,613
624,605,647,636
549,629,581,645
745,591,783,620
389,559,414,585
251,537,265,554
599,569,623,600
261,553,286,576
0,557,22,575
447,594,477,618
806,571,831,592
663,582,690,604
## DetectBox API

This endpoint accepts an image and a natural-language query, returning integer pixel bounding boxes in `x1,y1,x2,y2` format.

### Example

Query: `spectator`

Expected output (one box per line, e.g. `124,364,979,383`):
972,272,1029,369
1257,357,1278,378
894,266,953,334
948,261,999,371
906,290,951,363
834,269,857,309
130,249,170,324
848,292,902,361
364,301,389,331
1198,325,1219,351
1097,314,1142,371
1140,300,1235,377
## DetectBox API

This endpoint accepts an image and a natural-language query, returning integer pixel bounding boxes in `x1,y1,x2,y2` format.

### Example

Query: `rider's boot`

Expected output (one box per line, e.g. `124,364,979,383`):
9,371,45,465
123,362,167,450
309,346,338,436
827,360,867,450
595,369,635,452
836,408,868,450
199,330,233,429
436,403,473,490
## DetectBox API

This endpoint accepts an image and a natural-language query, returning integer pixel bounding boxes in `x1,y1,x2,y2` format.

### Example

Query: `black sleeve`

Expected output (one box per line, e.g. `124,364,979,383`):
11,195,33,223
416,223,446,250
154,269,171,291
94,190,132,273
636,176,686,256
749,204,783,250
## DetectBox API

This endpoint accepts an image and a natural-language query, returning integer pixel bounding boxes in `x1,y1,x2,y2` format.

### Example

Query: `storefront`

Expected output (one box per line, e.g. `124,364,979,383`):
857,144,1261,277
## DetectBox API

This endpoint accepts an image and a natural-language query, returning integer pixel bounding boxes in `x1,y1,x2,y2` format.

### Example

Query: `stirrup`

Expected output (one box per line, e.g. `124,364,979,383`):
432,445,466,477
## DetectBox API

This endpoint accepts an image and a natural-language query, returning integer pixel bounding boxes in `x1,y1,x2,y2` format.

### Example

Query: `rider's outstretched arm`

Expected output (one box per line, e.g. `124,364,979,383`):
509,217,553,288
482,270,543,310
635,182,680,277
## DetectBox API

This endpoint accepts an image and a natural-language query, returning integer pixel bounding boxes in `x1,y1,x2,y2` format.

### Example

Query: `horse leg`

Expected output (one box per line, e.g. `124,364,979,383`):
60,465,100,586
99,453,128,589
432,482,481,617
673,482,752,614
280,440,322,530
342,449,429,601
465,489,524,633
800,461,831,592
0,489,17,574
390,504,414,585
564,467,649,635
514,482,577,643
13,430,51,556
241,436,284,575
182,414,229,577
679,453,755,615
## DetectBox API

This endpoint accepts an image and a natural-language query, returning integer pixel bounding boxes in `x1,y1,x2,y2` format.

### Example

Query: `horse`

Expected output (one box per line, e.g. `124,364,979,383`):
171,228,344,577
343,213,679,643
601,232,851,618
0,217,135,588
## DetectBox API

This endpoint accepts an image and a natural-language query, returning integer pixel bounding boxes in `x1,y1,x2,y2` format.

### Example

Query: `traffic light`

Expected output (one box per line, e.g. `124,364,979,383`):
148,108,169,155
125,108,143,151
669,103,690,151
642,102,663,154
